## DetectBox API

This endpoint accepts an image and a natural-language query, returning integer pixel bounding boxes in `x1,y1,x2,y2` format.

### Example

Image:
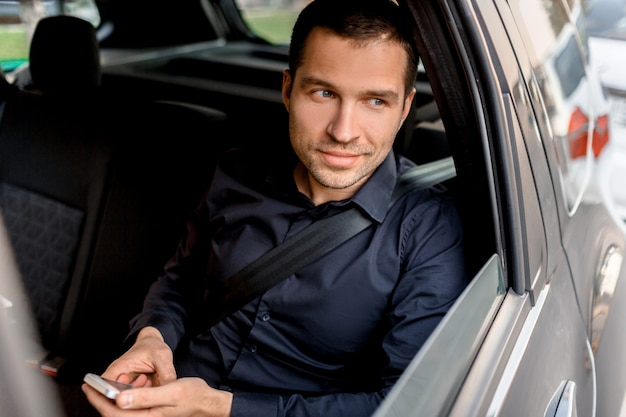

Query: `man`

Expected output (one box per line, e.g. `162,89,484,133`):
82,0,468,415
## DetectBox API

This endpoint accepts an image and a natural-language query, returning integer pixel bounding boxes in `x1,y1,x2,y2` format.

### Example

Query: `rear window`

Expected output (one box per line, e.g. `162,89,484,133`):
554,35,585,98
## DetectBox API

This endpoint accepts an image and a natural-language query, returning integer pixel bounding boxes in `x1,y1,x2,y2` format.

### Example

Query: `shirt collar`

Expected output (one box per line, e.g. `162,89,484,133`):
350,152,398,223
265,149,399,223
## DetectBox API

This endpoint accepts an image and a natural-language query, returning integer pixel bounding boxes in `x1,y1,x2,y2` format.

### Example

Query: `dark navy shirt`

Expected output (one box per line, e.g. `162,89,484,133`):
129,147,468,417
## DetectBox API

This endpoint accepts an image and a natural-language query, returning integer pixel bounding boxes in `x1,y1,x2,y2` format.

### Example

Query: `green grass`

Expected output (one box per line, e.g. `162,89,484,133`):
0,24,28,71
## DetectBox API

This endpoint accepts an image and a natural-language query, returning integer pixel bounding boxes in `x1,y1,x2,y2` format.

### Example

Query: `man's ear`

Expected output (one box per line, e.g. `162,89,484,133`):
282,69,293,111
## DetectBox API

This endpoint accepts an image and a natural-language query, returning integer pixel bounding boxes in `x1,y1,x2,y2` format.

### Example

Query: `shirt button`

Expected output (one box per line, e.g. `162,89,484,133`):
261,313,271,322
250,344,258,353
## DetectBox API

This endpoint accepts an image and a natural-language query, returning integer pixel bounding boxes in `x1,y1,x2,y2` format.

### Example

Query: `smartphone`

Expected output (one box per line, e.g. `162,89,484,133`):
83,373,135,400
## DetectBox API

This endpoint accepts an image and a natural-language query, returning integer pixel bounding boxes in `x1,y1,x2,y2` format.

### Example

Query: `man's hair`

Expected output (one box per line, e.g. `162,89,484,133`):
288,0,419,97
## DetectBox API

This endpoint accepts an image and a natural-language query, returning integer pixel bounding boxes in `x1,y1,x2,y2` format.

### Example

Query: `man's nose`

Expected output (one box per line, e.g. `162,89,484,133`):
327,103,359,143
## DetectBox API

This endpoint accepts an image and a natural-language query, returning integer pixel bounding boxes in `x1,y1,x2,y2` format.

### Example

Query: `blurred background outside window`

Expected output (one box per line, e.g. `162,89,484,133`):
235,0,309,44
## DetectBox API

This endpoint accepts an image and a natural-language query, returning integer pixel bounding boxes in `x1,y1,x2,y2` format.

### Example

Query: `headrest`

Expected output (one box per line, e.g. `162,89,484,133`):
29,15,101,94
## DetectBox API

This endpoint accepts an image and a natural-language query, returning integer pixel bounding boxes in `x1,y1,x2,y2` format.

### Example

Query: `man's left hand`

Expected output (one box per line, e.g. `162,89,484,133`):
82,377,233,417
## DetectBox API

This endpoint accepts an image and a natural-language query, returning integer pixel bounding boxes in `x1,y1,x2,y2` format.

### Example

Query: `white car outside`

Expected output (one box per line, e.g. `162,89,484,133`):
586,0,626,219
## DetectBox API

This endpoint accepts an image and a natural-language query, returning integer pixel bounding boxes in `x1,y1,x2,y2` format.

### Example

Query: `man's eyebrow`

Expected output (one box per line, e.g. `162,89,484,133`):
299,76,401,103
365,89,400,104
299,75,332,88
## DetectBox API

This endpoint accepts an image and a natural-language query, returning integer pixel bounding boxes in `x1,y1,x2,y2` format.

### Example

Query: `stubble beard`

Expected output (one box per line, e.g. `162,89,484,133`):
290,123,389,191
295,139,381,190
306,159,369,190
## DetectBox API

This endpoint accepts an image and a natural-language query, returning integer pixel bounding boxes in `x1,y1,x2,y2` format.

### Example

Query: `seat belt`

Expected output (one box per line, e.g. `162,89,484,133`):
209,156,456,326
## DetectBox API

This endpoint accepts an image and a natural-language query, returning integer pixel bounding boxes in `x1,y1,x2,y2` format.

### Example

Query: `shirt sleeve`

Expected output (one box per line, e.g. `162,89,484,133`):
384,190,468,371
232,190,468,417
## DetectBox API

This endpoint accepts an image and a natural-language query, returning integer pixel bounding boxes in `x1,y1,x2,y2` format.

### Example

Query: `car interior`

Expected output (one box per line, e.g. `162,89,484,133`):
0,209,65,417
0,1,497,415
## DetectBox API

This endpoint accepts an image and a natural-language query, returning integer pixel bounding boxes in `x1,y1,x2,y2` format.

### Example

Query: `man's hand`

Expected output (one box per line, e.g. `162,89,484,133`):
82,327,233,416
82,326,175,412
95,327,176,387
100,326,177,387
82,377,233,417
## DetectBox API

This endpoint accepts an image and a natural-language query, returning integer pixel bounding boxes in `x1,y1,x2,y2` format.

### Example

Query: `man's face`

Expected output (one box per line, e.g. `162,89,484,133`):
282,27,415,200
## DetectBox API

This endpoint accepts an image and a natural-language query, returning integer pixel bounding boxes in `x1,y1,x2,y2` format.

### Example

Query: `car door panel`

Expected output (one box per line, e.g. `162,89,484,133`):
482,269,594,417
451,91,592,416
374,0,598,415
474,0,597,414
501,0,626,413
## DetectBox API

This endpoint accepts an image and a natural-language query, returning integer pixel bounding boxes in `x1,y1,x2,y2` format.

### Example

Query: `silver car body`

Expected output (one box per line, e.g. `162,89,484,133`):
375,0,626,416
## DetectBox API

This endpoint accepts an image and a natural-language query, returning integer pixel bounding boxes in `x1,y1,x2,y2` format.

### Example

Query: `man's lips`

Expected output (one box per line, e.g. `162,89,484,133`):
320,151,360,168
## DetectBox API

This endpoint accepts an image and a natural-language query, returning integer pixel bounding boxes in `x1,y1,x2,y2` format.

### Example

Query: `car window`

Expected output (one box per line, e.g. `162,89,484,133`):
0,0,99,72
554,35,585,98
508,0,607,214
233,0,307,45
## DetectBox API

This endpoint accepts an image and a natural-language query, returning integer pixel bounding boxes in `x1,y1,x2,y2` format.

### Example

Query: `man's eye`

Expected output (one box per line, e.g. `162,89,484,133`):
368,98,385,107
314,90,333,98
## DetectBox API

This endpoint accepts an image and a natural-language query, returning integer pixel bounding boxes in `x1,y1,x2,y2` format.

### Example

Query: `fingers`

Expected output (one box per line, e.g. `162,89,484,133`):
82,383,124,416
85,378,233,417
101,332,176,386
132,373,152,387
110,373,152,388
152,360,177,385
115,385,166,410
114,378,203,410
82,381,159,416
83,327,179,413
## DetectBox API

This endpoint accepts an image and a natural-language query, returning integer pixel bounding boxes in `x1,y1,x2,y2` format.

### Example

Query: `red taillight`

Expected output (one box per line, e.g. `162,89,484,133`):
593,113,610,157
568,107,588,159
567,107,610,159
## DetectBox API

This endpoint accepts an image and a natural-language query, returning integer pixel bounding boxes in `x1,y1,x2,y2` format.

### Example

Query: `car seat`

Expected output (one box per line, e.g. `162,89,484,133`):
0,12,230,417
0,15,113,372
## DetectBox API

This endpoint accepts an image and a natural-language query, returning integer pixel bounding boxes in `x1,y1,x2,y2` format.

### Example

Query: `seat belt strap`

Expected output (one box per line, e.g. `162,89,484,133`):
210,156,456,326
390,156,456,206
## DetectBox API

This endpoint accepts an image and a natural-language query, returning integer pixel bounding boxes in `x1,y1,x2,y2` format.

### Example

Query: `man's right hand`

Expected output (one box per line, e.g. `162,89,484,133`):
101,326,176,387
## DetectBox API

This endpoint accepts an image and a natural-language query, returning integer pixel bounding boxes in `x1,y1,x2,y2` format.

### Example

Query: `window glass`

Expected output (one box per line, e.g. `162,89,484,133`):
508,0,598,213
0,0,99,72
235,0,310,44
554,35,585,97
0,18,28,72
